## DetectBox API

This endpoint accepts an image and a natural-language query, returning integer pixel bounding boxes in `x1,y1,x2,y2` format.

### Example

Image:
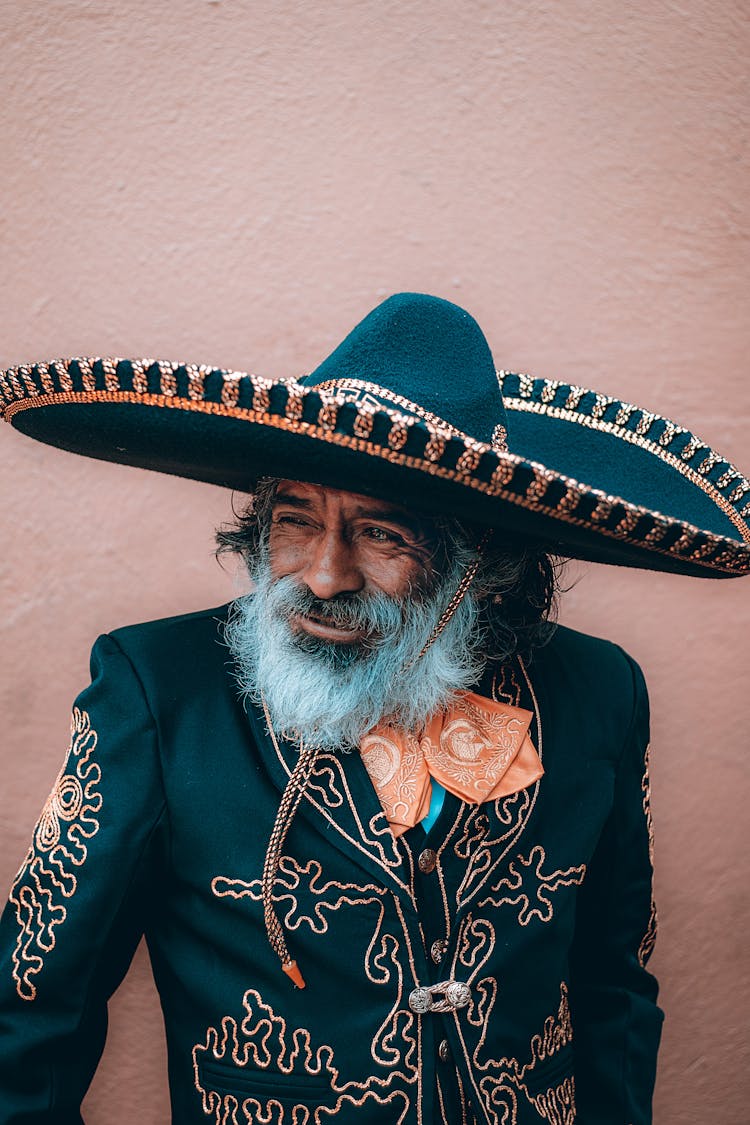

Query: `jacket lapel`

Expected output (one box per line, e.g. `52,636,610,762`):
242,695,412,900
453,654,549,913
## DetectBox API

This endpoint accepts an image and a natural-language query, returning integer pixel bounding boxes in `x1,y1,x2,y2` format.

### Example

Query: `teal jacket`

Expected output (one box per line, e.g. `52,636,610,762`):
0,605,662,1123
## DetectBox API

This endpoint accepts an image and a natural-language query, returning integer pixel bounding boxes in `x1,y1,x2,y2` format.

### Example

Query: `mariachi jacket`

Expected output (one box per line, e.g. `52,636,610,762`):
0,603,662,1124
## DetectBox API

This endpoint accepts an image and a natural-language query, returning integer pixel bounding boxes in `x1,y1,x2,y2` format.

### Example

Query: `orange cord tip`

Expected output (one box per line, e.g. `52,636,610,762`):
282,960,306,989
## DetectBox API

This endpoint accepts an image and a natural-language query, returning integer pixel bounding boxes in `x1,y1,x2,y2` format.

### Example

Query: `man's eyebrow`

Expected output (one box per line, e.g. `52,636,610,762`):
350,505,426,536
272,493,427,536
272,493,314,510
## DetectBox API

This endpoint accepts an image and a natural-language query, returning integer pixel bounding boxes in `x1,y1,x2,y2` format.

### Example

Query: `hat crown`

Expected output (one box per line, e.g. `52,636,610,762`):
301,293,506,444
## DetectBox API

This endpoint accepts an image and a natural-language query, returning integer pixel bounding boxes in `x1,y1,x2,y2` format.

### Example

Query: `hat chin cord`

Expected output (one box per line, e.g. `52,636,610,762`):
260,528,493,988
408,527,493,667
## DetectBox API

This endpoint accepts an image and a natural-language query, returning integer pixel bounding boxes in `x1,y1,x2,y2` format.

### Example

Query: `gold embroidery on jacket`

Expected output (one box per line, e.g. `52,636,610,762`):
435,1068,452,1125
455,1066,476,1125
193,988,415,1124
515,985,575,1124
213,857,387,939
452,909,504,1118
638,742,657,968
454,806,491,862
491,663,523,707
9,708,102,1000
518,982,573,1073
211,857,420,1079
456,659,543,912
266,732,409,894
455,763,533,911
450,966,576,1125
477,846,586,925
527,1079,576,1125
450,909,574,1123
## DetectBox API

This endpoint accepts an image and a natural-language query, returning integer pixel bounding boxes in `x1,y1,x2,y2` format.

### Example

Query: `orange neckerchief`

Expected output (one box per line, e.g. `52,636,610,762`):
360,691,544,837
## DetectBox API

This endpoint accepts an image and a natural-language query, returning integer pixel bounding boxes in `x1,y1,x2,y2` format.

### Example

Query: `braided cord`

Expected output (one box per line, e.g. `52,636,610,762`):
260,696,322,989
409,528,493,666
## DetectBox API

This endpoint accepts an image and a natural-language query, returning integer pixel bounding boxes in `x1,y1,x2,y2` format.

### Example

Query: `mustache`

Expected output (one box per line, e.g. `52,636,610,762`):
267,580,408,638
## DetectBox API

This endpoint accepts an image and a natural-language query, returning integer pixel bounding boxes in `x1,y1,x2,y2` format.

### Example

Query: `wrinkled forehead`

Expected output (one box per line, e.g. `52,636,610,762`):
272,478,441,536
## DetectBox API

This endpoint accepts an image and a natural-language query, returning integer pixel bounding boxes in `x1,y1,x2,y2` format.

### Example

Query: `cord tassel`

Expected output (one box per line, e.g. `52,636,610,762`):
282,960,306,989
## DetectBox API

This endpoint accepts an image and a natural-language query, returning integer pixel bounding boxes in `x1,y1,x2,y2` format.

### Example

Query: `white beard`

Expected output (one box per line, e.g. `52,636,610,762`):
224,559,487,751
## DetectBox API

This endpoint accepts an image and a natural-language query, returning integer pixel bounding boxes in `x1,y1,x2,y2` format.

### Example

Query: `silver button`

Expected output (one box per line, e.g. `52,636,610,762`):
446,981,471,1009
408,987,433,1014
430,938,447,964
438,1038,450,1062
418,847,437,874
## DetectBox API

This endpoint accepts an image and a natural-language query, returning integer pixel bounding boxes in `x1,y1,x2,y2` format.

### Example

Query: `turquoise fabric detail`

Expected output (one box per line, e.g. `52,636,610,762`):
421,780,446,834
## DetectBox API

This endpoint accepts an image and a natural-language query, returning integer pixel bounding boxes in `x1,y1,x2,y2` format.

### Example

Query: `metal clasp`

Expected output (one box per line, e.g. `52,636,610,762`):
408,980,471,1014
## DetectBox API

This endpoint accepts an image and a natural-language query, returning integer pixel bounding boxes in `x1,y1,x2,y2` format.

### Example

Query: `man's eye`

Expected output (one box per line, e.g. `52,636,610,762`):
273,514,311,528
363,526,401,544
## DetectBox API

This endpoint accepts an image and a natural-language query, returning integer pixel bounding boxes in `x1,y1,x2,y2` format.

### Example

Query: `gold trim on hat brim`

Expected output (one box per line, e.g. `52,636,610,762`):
2,378,748,578
506,397,749,544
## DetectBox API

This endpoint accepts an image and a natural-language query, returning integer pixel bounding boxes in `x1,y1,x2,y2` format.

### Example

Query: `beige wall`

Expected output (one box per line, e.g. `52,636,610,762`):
1,2,748,1121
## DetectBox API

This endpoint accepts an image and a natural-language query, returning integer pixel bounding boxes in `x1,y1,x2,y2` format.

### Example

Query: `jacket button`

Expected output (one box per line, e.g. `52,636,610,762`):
431,939,447,964
446,981,471,1009
408,987,433,1014
438,1038,450,1062
418,847,437,874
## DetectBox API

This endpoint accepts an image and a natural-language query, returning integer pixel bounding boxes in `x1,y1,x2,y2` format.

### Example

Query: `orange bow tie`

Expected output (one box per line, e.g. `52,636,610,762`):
360,691,544,837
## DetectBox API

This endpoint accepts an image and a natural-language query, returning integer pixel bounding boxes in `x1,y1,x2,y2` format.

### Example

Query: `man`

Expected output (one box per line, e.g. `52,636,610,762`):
0,293,748,1124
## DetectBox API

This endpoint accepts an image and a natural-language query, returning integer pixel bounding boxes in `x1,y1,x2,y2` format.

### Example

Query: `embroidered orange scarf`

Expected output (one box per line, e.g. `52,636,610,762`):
360,691,544,837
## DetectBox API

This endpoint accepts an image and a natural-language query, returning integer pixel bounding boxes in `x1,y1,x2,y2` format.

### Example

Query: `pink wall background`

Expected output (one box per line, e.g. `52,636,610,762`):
1,3,748,1121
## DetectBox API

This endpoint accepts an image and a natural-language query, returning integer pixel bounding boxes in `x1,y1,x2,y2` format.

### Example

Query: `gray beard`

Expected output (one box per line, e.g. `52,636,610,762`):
224,560,487,751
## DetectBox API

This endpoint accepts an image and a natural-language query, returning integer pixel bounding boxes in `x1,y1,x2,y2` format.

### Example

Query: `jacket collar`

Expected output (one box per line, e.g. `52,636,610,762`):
240,650,548,905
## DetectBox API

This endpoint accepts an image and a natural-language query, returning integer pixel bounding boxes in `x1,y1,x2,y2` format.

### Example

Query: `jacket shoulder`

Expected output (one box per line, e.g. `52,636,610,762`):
544,622,638,672
537,622,648,732
108,603,231,650
101,603,234,701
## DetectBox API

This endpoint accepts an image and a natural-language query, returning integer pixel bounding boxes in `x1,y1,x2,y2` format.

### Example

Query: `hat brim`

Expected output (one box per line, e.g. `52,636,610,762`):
1,357,748,578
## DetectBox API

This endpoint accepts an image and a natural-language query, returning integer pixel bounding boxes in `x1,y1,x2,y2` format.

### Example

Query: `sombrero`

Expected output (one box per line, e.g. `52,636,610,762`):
1,292,748,578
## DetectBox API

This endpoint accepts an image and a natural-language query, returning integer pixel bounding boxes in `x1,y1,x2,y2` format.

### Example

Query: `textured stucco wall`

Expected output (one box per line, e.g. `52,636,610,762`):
0,2,748,1121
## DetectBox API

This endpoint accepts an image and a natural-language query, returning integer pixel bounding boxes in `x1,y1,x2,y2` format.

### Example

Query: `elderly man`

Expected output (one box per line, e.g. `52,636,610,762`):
0,293,748,1124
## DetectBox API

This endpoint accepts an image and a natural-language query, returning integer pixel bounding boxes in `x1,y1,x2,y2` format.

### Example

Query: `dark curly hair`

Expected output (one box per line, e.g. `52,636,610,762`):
216,478,564,663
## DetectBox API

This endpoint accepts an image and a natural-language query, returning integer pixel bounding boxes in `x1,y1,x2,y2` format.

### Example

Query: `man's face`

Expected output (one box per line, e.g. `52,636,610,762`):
267,481,439,648
225,478,483,749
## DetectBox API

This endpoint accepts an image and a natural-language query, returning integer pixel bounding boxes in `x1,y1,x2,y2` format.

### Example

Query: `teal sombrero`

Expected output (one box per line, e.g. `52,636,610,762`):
1,292,748,579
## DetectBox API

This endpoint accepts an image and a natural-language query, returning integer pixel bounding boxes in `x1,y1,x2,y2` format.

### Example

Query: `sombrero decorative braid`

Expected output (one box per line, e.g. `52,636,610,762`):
1,292,748,578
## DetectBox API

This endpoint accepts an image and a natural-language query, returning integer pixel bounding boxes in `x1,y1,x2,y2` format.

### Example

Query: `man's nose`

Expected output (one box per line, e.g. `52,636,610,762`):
300,531,365,600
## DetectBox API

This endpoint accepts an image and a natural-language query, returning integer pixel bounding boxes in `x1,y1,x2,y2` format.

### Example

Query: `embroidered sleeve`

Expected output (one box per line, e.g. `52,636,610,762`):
568,651,664,1125
0,633,167,1117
